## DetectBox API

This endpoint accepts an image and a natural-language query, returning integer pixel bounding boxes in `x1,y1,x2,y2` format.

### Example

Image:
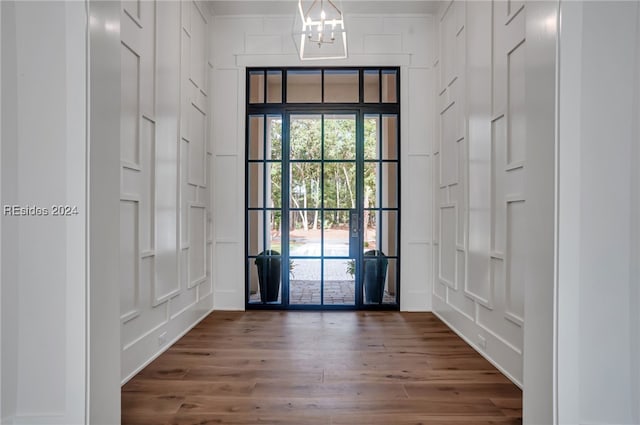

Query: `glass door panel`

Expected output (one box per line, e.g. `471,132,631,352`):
287,113,357,306
289,210,321,257
323,163,355,209
290,115,322,160
322,210,351,257
324,115,356,159
362,114,399,306
247,113,283,305
323,259,355,306
288,114,323,304
289,259,321,305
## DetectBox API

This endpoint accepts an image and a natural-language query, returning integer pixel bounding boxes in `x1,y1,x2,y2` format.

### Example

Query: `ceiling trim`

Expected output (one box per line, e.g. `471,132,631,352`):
208,1,442,16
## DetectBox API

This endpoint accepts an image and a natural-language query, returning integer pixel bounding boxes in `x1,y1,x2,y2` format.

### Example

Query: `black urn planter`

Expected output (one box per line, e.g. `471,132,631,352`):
363,250,388,304
254,250,281,303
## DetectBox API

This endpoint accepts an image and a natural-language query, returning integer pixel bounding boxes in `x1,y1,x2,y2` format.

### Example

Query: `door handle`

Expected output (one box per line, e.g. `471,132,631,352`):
351,211,359,237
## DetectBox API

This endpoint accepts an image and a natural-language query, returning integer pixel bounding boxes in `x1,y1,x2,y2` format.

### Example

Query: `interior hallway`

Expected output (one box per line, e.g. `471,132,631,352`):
3,1,639,424
122,311,522,424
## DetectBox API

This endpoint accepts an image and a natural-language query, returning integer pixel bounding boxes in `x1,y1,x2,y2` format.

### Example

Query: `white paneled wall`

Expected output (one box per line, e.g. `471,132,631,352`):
210,11,436,311
119,0,214,383
1,2,87,423
433,0,526,385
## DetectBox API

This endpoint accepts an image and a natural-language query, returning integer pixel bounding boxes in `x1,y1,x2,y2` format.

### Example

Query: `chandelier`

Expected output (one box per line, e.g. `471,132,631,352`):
293,0,347,60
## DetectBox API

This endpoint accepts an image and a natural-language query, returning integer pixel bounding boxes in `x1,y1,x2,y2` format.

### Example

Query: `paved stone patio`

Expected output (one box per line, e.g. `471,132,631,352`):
249,279,396,305
250,236,396,305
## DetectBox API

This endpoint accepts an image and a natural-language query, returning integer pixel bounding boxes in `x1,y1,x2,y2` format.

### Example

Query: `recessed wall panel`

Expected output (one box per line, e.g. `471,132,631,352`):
433,153,441,235
189,104,206,186
189,205,206,286
121,43,140,166
407,156,432,242
246,34,282,55
456,139,465,247
181,33,192,128
506,200,525,323
215,158,238,240
121,167,139,196
440,104,458,186
201,242,214,299
181,139,189,246
213,69,238,154
440,205,456,287
507,41,526,166
215,242,240,292
120,200,139,319
154,0,181,303
141,117,155,252
492,116,506,253
404,243,431,299
408,68,431,154
181,247,188,287
465,0,493,304
364,34,402,54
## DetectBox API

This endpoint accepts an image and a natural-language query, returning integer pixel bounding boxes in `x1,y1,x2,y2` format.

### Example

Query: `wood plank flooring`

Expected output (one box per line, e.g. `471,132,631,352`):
122,311,522,425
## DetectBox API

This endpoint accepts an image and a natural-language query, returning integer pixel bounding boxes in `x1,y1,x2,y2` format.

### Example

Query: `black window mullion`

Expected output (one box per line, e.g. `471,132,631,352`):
378,69,382,105
396,68,401,106
395,100,401,307
320,210,325,306
321,70,325,103
282,112,290,306
378,111,383,260
245,100,250,305
320,113,325,306
263,114,267,162
262,208,268,304
355,110,364,307
263,70,267,105
283,69,288,104
359,69,364,104
262,112,268,303
378,113,383,162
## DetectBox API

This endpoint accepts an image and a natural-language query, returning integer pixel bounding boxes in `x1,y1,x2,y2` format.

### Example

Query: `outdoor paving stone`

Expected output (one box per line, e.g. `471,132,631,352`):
250,280,394,305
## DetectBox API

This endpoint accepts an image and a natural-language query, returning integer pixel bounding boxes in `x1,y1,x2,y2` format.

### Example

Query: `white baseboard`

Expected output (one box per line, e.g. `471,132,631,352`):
121,306,215,386
433,310,523,389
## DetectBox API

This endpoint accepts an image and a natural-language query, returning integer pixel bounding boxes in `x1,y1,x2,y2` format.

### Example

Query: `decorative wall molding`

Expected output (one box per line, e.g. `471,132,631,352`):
433,0,526,385
120,0,213,383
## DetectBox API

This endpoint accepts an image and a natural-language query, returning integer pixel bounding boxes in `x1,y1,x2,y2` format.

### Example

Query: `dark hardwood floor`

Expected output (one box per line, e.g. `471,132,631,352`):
122,311,522,424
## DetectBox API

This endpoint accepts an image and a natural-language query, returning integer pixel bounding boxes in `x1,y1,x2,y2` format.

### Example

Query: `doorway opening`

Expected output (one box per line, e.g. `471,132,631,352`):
245,67,400,310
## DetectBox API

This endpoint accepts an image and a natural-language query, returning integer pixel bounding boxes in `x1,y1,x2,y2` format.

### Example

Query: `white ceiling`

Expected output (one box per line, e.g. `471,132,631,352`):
208,0,442,16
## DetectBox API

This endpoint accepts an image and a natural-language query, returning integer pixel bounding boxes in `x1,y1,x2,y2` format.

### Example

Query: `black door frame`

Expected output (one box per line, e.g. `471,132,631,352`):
245,67,401,311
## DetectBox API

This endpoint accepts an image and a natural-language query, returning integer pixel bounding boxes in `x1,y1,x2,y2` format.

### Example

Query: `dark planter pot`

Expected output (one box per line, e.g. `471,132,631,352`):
363,250,388,304
255,250,281,303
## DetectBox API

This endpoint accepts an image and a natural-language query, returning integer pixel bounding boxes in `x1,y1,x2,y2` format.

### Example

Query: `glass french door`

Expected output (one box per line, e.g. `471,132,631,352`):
246,68,399,310
287,113,358,307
